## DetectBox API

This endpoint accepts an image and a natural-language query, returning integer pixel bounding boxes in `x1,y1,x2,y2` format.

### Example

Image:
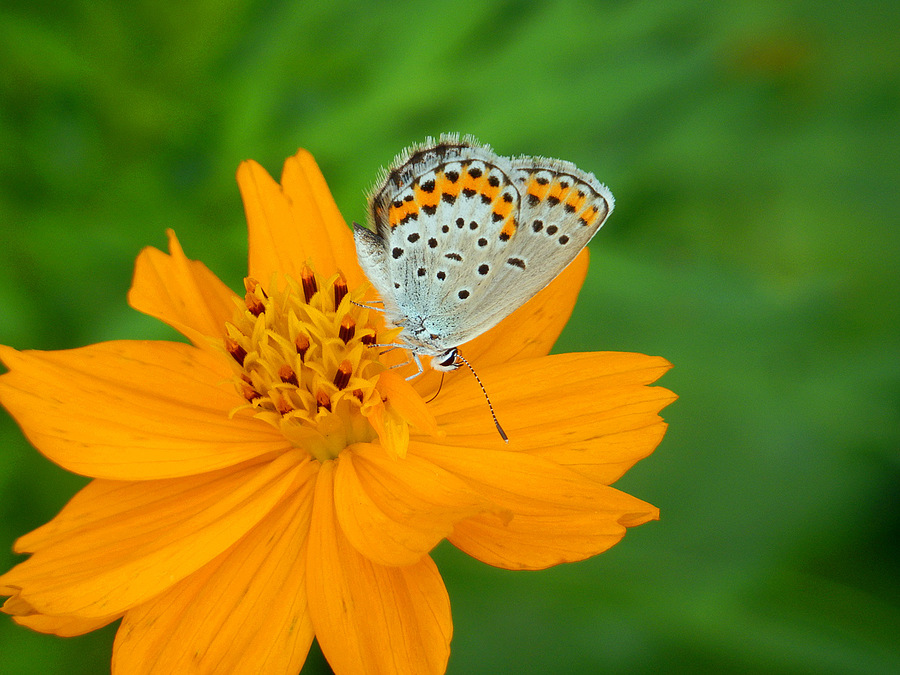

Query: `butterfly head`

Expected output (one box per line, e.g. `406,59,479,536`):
430,347,461,372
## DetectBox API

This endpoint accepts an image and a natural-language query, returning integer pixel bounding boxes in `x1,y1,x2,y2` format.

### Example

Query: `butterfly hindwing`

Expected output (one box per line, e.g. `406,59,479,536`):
456,157,613,338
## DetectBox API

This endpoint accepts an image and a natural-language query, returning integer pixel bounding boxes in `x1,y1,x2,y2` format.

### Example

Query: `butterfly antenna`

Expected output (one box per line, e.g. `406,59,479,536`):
455,352,508,443
425,372,445,403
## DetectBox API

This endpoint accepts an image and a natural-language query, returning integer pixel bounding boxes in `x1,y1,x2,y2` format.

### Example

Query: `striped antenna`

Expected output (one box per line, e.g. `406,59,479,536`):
455,352,508,443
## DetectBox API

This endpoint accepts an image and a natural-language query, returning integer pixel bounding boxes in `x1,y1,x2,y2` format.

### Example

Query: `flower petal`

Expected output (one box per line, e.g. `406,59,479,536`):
333,443,488,566
113,462,317,675
413,441,659,570
14,612,116,637
1,593,118,636
430,351,675,484
238,150,364,287
128,229,238,348
308,461,452,675
0,341,289,479
0,450,308,617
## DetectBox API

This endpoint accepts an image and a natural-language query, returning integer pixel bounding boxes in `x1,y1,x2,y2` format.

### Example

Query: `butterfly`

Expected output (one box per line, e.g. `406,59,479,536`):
353,133,614,381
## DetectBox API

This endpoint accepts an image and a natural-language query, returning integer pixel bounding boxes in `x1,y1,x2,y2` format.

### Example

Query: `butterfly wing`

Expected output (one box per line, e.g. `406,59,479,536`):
456,156,614,339
355,135,613,352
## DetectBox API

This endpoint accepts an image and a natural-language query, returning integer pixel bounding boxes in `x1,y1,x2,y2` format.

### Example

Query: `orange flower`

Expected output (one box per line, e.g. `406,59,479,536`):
0,149,675,674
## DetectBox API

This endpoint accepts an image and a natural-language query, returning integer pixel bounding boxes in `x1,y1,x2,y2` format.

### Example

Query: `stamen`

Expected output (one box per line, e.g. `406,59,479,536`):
245,292,264,317
295,334,310,359
225,336,247,366
278,364,298,386
339,316,356,344
316,389,332,412
334,275,348,307
243,278,266,316
274,394,294,416
360,331,376,346
244,277,267,297
333,359,353,390
300,265,318,303
240,376,260,402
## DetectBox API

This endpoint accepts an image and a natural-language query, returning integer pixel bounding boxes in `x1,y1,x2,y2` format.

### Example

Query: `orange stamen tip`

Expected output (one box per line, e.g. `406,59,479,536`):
224,336,246,365
334,275,349,307
243,277,263,295
240,380,260,402
333,359,353,390
295,334,310,359
339,316,356,344
274,395,294,416
278,364,298,386
316,389,332,411
244,293,265,317
300,264,318,302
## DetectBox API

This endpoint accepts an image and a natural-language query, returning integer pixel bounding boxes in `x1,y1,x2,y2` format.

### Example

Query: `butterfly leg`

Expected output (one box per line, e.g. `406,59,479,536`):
405,353,425,381
351,299,384,311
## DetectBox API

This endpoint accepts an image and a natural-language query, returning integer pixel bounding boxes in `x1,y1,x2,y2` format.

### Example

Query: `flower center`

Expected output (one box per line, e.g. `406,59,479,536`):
223,267,392,461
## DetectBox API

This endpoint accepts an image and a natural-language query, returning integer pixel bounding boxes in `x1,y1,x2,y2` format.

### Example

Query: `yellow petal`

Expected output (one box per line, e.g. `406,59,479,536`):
238,150,364,288
430,351,676,483
367,402,410,460
413,440,658,570
113,462,317,674
376,370,439,437
2,593,119,636
0,341,289,479
333,443,488,566
14,613,116,637
449,503,655,571
128,229,239,349
280,149,366,288
0,450,308,617
307,461,452,675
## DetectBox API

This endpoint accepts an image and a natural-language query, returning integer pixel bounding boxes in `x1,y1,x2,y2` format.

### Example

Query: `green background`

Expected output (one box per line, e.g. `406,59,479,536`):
1,1,898,673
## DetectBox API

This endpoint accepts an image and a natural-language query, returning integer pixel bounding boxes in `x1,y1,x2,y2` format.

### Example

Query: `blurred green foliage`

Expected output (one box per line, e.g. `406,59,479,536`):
1,1,898,673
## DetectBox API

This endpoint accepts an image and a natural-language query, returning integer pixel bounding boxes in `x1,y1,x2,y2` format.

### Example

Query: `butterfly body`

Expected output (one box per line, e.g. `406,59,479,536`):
354,134,614,374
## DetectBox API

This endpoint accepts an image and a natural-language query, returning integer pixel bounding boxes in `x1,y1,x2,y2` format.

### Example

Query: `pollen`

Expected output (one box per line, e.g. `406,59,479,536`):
223,269,398,461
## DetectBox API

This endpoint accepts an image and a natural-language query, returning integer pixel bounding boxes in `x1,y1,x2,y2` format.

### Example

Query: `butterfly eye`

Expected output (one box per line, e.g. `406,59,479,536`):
433,349,460,371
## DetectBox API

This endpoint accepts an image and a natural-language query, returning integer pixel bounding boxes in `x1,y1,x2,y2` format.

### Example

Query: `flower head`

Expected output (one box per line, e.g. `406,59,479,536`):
0,148,675,673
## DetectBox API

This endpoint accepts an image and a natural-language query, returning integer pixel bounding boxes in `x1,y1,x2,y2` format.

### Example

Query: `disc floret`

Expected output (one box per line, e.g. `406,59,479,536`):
224,267,390,461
